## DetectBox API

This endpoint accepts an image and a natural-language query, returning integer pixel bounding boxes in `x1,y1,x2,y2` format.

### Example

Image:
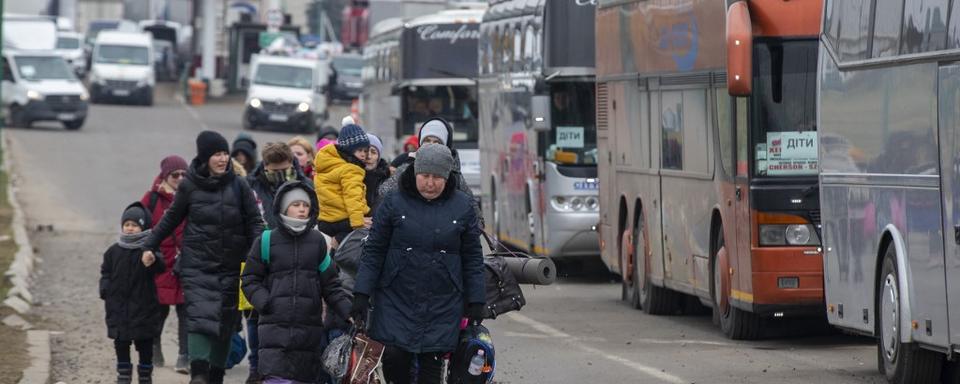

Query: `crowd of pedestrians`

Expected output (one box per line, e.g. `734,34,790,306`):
100,116,485,384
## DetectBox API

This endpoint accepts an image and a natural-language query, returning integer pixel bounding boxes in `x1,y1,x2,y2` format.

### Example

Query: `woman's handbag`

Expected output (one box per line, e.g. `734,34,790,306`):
346,333,386,384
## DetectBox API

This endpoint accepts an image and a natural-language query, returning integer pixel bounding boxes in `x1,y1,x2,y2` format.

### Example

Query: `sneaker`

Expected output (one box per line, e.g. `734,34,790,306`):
174,354,190,374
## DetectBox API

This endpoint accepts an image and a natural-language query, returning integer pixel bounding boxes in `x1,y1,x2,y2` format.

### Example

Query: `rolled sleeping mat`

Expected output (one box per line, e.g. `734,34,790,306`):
503,256,556,286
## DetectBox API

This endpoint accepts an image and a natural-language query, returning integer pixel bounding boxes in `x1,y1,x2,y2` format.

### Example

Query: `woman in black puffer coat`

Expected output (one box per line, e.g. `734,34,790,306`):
143,131,264,383
242,180,352,382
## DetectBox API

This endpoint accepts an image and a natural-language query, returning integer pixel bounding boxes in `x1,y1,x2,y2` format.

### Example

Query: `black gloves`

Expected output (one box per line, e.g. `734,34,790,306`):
466,303,485,325
350,293,370,329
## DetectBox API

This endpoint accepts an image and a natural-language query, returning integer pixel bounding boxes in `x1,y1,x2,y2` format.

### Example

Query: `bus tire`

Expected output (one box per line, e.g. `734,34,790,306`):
713,233,762,340
640,217,680,315
877,246,943,383
622,223,641,309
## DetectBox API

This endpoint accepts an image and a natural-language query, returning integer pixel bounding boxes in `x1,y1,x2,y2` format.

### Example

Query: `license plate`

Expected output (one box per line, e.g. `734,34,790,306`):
113,89,130,96
268,114,288,122
57,113,76,121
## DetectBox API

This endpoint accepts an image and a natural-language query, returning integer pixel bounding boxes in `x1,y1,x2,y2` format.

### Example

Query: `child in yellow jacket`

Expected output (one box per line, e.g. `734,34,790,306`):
314,123,371,242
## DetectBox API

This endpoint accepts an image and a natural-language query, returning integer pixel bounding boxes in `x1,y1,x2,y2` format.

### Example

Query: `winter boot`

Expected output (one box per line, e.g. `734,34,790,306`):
209,366,226,384
116,363,133,384
137,364,153,384
245,370,263,384
152,338,164,367
174,354,190,374
189,361,210,384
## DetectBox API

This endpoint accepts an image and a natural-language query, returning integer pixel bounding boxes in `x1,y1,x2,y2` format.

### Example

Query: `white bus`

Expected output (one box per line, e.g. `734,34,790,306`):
477,0,599,261
818,0,960,381
361,8,484,193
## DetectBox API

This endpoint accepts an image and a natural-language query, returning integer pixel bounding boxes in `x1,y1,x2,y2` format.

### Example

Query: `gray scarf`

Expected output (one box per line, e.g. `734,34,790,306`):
118,230,152,250
280,214,310,233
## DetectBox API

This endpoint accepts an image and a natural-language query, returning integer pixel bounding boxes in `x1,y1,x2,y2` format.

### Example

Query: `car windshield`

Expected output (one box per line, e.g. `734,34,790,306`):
87,22,118,40
57,37,80,49
751,39,818,177
333,56,363,77
95,44,150,65
403,85,478,148
15,56,75,81
544,82,598,165
254,64,314,89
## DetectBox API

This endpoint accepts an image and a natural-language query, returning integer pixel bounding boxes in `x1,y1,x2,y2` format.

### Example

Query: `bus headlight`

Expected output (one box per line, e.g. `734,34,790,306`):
785,224,812,245
759,224,819,246
551,196,599,212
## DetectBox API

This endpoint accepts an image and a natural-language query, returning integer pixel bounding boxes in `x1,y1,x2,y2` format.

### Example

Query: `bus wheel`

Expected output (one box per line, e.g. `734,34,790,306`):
620,226,640,309
639,217,679,315
877,246,943,382
714,234,761,340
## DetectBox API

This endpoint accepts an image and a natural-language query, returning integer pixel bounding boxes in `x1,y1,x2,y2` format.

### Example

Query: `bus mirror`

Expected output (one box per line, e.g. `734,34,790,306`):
726,1,753,96
531,95,552,131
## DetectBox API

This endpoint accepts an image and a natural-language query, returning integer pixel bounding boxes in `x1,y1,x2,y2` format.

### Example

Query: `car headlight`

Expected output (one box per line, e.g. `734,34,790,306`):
297,102,310,113
249,98,262,108
759,224,820,246
26,90,42,100
80,90,89,101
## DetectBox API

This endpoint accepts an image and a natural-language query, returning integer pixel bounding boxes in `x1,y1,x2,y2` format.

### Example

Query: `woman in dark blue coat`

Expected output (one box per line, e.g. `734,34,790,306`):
352,144,485,384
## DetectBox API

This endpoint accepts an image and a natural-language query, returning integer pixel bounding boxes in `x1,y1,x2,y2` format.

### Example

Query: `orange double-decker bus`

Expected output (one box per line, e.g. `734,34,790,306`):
595,0,824,339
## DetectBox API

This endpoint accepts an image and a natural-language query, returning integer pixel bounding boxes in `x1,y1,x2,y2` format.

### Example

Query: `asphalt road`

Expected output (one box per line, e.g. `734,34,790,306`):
5,83,884,383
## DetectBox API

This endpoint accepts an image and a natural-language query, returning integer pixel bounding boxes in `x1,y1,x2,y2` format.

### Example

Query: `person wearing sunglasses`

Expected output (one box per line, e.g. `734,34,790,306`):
138,155,191,373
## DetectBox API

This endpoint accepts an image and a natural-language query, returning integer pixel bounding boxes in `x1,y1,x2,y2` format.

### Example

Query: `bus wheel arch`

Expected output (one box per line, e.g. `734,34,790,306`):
711,211,761,340
709,210,727,325
617,196,632,303
875,234,943,381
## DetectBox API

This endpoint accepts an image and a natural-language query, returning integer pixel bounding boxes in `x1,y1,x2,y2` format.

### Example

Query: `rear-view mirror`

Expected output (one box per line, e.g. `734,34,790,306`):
531,95,551,132
726,1,752,96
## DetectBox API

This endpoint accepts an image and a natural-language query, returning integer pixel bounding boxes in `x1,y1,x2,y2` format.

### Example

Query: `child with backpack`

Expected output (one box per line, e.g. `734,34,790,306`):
241,180,353,383
100,202,166,384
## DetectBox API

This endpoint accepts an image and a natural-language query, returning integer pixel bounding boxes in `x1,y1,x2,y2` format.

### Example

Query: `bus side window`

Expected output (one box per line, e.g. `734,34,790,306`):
948,2,960,49
900,0,949,54
716,89,734,177
661,91,683,170
836,0,872,62
735,97,749,177
872,0,904,58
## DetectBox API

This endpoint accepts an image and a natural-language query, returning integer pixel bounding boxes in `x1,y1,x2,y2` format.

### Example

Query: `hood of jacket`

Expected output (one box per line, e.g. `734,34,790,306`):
187,156,237,191
273,180,319,236
399,162,458,203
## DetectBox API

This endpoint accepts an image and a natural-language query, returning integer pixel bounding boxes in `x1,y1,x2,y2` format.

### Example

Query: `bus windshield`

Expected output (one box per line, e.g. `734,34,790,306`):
95,44,150,65
15,56,75,81
546,82,597,165
752,39,818,177
403,85,478,148
254,64,314,89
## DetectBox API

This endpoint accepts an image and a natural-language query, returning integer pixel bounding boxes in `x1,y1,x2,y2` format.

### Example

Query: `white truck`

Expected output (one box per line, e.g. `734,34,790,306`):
243,54,330,132
2,15,89,130
88,31,155,105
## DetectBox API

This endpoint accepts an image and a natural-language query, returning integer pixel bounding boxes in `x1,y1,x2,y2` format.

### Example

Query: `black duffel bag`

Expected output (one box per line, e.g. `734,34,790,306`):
481,234,526,319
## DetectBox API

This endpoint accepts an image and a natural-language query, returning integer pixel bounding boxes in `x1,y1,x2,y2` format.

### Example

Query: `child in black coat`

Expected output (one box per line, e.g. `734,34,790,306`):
100,202,165,384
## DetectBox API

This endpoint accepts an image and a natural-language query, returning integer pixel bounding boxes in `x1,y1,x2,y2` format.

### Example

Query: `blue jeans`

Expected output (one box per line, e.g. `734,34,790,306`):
247,314,259,371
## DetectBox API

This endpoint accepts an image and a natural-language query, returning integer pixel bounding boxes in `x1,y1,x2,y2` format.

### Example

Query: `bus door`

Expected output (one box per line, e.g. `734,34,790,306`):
936,62,960,347
733,96,751,307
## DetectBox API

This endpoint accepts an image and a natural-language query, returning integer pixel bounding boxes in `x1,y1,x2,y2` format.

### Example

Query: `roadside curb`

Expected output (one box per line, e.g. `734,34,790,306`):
18,330,50,384
2,130,37,313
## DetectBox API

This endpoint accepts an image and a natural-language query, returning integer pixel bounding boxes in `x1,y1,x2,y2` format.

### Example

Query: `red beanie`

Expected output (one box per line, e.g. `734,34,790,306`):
160,155,188,179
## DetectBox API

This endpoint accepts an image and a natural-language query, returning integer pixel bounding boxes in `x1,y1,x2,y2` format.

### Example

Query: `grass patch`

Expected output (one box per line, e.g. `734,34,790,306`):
0,168,14,300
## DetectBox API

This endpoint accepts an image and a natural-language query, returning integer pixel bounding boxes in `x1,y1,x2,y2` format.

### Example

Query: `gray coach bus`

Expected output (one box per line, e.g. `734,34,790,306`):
361,8,485,194
478,0,599,260
818,0,960,381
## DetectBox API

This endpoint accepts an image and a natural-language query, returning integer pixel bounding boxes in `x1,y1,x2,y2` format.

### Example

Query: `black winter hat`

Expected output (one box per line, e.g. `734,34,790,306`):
231,133,258,162
196,130,230,163
121,202,152,230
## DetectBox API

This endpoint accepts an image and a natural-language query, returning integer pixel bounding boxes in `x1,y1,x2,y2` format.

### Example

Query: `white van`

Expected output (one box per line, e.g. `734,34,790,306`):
89,31,154,105
56,31,86,77
1,51,90,130
243,54,329,132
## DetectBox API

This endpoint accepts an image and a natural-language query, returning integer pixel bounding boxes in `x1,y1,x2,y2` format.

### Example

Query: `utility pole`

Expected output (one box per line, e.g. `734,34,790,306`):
200,0,216,81
317,0,326,43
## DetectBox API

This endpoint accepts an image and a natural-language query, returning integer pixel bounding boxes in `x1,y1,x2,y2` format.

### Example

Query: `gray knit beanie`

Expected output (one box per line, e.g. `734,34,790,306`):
414,143,455,179
280,188,312,212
